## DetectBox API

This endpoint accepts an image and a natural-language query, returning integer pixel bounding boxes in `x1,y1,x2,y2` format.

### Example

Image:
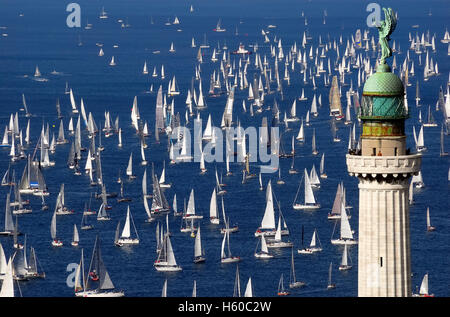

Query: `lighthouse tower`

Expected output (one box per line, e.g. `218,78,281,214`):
346,8,422,296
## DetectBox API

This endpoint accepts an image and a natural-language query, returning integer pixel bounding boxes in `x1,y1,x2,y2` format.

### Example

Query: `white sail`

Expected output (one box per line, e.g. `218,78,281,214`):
186,189,196,216
73,224,79,243
341,244,349,266
166,235,178,266
69,89,78,113
194,226,203,258
209,188,218,222
260,181,276,229
121,207,131,238
0,243,6,275
340,201,353,240
244,277,253,297
0,256,14,297
419,273,429,295
50,209,57,239
126,153,133,176
304,169,316,204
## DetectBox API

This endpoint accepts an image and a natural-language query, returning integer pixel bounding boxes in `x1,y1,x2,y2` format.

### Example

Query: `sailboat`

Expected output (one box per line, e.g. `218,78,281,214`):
331,200,357,245
266,214,293,248
328,183,344,219
154,233,182,271
50,209,63,247
55,183,74,215
327,262,336,289
412,273,434,297
209,188,220,224
69,89,78,114
151,170,170,214
289,248,305,288
109,56,116,66
193,226,205,263
99,7,108,19
292,169,320,210
81,211,93,230
254,235,273,259
183,189,203,220
296,119,305,143
298,228,322,254
286,100,299,122
220,229,240,263
277,274,290,296
320,153,327,178
311,128,318,155
440,125,448,156
24,245,45,279
142,61,148,74
255,180,289,237
169,42,175,53
96,203,110,221
76,236,125,297
423,106,438,127
426,207,435,231
244,277,253,297
219,198,238,234
126,153,136,179
71,224,80,246
214,19,226,32
115,206,140,246
338,244,352,271
414,125,427,152
0,255,14,297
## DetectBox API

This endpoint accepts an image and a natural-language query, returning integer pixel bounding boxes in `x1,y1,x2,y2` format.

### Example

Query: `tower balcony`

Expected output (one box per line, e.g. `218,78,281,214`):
346,153,421,178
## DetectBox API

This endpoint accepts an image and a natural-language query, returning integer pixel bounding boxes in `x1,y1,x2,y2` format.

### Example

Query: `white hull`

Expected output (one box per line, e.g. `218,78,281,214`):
267,241,293,248
154,264,182,272
75,290,124,297
221,257,240,264
298,247,322,254
338,265,352,271
254,229,289,237
254,252,273,259
116,238,139,245
210,218,220,225
289,281,306,288
52,240,63,247
183,215,203,220
331,238,358,245
12,209,32,215
293,203,320,210
220,226,238,234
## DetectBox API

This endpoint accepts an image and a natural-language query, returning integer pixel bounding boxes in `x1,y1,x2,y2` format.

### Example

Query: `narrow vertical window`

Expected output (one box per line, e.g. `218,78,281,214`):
380,257,383,267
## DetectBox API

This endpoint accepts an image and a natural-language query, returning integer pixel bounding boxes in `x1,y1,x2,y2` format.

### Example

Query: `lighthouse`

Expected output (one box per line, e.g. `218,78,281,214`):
346,8,422,296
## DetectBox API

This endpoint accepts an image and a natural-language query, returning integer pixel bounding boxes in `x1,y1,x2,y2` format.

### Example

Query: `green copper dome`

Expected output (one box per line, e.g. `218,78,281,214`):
360,64,408,120
363,64,404,96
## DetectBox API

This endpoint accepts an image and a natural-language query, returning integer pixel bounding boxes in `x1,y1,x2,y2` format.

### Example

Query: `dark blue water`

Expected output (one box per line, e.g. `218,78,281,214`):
0,0,448,297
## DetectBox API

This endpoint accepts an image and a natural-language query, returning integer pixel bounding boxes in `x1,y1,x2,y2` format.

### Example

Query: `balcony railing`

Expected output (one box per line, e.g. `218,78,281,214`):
346,153,422,176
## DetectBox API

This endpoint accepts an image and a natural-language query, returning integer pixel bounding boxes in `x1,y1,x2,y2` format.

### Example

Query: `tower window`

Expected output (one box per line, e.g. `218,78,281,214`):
372,148,376,156
380,257,383,267
394,147,398,156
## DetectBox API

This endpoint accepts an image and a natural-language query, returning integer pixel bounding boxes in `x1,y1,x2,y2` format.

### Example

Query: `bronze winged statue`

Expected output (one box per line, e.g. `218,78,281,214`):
377,8,397,64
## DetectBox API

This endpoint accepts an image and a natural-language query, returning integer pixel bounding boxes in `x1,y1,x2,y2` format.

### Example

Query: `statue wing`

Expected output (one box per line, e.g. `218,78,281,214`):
383,8,397,38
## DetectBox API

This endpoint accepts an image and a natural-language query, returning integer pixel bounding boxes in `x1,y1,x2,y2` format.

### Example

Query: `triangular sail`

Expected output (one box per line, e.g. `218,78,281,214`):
260,181,276,229
339,201,353,240
304,169,316,204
